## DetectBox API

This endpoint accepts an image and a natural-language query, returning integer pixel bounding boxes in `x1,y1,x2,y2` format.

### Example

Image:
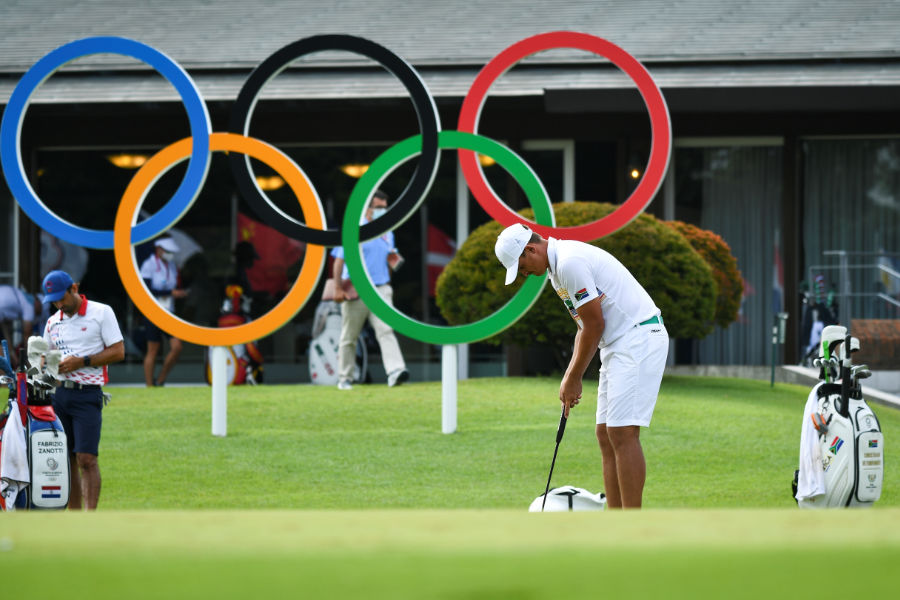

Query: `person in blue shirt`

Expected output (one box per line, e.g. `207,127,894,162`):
330,190,409,391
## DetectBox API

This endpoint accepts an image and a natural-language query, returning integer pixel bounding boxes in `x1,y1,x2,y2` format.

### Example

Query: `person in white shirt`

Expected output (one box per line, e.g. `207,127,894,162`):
139,237,187,387
42,270,124,510
495,224,669,509
0,285,37,367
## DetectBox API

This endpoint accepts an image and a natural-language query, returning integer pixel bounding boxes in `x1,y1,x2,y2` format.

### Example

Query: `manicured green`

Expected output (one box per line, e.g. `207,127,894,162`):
2,376,898,598
95,375,899,509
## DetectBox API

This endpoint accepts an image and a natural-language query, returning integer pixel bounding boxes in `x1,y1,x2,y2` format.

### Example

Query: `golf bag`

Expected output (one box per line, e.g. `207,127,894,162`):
308,299,368,386
794,326,883,508
21,405,69,510
204,285,263,385
529,486,607,512
0,341,69,510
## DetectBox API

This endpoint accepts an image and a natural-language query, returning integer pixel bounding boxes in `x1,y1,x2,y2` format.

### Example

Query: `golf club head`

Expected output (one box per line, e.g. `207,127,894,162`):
851,364,872,379
530,486,607,512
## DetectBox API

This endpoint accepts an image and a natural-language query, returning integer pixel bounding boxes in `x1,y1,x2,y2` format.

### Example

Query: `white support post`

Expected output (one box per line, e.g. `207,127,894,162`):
441,344,457,434
455,160,470,380
211,346,227,437
457,344,469,380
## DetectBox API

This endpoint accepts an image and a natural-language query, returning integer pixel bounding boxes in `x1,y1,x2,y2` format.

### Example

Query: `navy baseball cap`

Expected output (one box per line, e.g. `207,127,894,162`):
42,270,74,303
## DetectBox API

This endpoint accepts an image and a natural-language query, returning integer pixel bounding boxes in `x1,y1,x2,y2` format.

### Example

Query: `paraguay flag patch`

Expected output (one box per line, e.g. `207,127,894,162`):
574,288,589,302
41,486,61,499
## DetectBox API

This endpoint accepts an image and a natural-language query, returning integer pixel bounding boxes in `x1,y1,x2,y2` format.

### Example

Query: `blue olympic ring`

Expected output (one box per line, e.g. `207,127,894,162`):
0,36,212,249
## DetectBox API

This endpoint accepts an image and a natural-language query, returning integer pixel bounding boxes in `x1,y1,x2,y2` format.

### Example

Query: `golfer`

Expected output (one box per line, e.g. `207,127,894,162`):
495,223,668,509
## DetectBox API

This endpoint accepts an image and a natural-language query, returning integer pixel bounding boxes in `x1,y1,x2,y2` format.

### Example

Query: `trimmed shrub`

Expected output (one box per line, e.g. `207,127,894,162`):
665,220,743,329
435,202,717,353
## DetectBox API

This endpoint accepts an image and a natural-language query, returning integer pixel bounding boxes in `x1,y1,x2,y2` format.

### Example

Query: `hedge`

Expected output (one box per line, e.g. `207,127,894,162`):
435,202,719,353
665,220,743,329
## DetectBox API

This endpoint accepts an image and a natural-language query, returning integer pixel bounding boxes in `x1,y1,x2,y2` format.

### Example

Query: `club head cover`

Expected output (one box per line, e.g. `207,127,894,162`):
45,350,62,379
530,486,607,512
27,335,49,369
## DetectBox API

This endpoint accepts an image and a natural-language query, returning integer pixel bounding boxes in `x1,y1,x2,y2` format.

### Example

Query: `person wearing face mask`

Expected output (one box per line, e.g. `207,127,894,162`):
139,237,187,387
330,189,408,391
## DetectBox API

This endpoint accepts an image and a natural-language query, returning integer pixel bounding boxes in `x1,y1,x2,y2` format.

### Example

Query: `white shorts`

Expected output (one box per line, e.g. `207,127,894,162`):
596,321,668,427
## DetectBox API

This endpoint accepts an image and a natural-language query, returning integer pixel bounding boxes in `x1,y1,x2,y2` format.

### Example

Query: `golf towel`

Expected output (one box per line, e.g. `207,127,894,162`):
0,402,29,511
796,384,826,501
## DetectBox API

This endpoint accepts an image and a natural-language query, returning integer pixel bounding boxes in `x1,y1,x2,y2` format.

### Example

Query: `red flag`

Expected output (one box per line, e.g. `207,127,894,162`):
427,224,456,297
237,212,305,295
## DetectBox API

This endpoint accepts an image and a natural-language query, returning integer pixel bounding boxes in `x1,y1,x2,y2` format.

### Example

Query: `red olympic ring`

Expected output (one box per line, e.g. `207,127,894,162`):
457,31,671,242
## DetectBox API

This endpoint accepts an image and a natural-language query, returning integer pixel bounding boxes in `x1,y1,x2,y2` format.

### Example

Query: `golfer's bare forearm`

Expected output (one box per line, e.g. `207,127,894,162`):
85,341,125,367
563,298,605,379
332,258,344,282
566,326,603,381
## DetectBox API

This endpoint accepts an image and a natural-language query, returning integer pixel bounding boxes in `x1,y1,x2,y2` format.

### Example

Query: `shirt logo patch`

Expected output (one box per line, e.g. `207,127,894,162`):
574,288,589,302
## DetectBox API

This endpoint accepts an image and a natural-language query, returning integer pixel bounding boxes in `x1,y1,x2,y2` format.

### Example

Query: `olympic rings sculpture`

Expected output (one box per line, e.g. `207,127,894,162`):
0,32,670,347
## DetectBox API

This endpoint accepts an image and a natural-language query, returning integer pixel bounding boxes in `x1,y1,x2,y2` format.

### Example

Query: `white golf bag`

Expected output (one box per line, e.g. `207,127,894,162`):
794,326,884,508
308,300,367,385
1,338,70,510
529,486,607,512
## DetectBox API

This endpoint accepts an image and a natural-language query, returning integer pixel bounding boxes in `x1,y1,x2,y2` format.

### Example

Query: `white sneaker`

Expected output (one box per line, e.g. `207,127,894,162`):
337,379,353,391
387,369,409,387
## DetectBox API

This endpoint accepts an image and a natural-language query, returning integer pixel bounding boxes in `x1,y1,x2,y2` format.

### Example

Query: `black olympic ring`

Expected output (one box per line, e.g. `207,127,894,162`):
228,34,442,246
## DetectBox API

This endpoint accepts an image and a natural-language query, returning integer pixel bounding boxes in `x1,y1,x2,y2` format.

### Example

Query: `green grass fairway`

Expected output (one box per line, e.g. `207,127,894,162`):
93,375,900,509
2,376,899,597
2,509,899,598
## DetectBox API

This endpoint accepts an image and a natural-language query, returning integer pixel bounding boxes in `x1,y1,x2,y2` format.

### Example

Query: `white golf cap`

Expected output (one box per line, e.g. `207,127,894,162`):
154,237,180,253
495,223,533,285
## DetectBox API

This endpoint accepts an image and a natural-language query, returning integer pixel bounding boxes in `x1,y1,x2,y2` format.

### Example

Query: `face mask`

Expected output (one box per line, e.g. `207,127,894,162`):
162,252,175,263
371,207,387,220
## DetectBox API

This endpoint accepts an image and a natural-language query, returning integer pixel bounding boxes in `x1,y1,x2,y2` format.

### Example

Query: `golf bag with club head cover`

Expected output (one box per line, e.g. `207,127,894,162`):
1,338,70,510
793,326,883,508
529,486,607,512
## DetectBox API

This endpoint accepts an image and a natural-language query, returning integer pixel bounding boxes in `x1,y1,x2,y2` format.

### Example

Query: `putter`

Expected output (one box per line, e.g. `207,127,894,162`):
541,405,568,512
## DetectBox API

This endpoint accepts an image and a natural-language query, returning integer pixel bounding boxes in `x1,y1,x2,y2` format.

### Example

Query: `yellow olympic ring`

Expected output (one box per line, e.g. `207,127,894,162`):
113,132,326,346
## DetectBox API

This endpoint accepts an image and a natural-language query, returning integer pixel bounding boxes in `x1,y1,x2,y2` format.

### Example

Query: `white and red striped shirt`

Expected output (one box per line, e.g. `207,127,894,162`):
43,296,123,386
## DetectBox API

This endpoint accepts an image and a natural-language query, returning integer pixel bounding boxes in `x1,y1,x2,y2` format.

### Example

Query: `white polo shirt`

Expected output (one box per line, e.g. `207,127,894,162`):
547,237,659,347
140,254,178,311
43,296,123,386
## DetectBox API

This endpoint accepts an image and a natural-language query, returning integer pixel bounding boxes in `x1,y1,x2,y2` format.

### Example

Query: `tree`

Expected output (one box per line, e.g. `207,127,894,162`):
664,220,743,329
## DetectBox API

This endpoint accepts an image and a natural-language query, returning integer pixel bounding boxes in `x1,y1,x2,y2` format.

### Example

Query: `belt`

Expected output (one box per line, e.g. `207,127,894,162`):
639,315,662,326
60,380,102,391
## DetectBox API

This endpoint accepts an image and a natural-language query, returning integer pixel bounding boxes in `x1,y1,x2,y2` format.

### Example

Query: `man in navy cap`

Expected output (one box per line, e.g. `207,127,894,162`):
42,270,124,510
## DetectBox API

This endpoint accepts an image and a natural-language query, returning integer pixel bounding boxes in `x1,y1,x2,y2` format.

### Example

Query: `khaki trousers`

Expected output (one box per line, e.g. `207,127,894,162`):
338,284,406,382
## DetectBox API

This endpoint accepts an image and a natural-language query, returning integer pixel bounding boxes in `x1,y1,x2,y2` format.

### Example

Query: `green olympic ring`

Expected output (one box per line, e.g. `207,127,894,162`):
342,130,555,345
